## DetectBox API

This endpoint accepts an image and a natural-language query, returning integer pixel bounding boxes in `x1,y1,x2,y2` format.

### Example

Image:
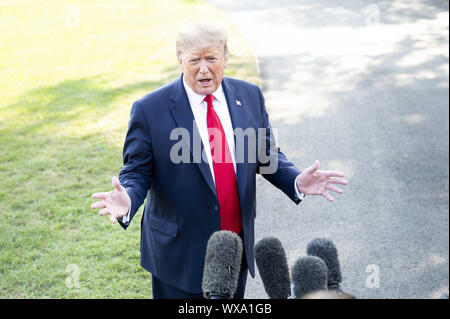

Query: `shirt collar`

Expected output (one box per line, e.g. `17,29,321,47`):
182,75,227,108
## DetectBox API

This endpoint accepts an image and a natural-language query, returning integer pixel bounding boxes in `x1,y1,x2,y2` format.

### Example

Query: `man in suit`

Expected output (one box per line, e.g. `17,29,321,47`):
91,23,348,299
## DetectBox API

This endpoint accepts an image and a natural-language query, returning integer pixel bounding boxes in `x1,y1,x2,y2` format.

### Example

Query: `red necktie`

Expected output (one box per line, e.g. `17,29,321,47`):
205,94,242,234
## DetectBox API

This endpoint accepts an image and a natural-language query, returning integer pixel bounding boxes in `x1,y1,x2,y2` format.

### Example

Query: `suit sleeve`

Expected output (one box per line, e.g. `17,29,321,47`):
118,101,154,229
256,87,302,205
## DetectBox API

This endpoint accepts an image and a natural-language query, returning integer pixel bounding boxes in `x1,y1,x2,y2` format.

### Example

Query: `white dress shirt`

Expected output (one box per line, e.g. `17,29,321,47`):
182,77,236,183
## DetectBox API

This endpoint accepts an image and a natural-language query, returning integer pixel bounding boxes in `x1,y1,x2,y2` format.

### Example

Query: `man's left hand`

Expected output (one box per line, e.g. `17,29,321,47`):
296,160,349,202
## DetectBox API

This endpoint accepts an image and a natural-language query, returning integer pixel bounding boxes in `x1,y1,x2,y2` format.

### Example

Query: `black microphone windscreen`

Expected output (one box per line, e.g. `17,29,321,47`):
306,238,342,289
291,256,328,299
254,237,291,299
202,230,243,299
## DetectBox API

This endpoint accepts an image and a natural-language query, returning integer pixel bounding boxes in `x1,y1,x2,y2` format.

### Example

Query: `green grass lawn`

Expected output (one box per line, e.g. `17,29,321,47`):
0,0,259,298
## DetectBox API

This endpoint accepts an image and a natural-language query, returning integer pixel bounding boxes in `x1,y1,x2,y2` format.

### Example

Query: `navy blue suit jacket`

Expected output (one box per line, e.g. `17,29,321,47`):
118,74,302,293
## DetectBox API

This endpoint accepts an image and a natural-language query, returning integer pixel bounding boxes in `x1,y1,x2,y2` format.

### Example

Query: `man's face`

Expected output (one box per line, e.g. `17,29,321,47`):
178,45,227,95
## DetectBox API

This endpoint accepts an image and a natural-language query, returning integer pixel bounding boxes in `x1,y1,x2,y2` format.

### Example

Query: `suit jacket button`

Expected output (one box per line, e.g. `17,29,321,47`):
214,205,219,211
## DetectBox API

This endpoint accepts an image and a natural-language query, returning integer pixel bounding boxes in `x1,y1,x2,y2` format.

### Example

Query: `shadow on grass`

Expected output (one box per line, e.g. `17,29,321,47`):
1,65,181,135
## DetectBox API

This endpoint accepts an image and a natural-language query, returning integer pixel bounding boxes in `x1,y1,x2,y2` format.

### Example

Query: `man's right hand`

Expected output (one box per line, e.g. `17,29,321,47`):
91,176,131,223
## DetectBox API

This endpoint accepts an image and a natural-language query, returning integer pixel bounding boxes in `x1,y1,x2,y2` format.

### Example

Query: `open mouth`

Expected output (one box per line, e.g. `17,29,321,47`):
198,79,212,87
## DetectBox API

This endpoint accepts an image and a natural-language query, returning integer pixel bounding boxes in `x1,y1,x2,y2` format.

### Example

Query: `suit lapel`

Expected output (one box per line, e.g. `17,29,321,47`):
168,75,217,199
222,77,249,206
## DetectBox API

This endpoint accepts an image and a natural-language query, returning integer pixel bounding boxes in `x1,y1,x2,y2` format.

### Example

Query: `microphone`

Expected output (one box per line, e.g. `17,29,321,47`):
254,237,291,299
291,256,328,299
306,238,343,292
202,230,243,299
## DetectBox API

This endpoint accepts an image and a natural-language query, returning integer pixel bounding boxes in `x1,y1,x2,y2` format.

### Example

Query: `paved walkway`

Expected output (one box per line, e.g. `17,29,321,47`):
208,0,449,298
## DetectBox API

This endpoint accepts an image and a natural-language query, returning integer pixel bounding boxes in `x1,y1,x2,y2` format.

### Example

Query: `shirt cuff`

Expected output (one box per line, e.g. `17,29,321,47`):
294,174,305,201
119,204,131,224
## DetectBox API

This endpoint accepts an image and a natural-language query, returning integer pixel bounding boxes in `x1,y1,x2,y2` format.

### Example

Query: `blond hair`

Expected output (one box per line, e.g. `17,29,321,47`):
176,22,229,59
